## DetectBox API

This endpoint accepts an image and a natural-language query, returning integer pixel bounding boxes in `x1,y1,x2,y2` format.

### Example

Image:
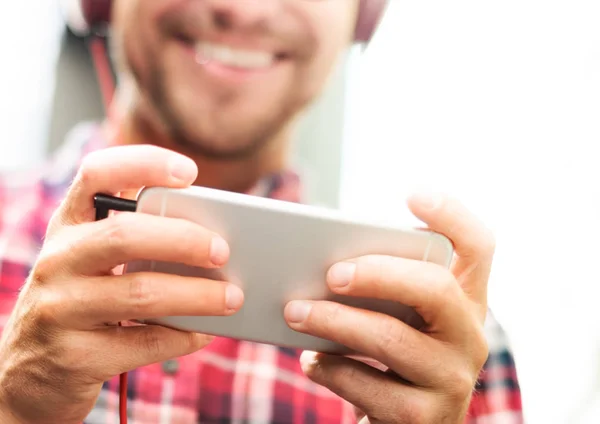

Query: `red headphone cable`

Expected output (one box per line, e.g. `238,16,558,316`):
88,37,114,110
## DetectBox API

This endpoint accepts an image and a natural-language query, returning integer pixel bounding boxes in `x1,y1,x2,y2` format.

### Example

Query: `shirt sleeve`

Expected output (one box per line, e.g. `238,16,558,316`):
465,311,524,423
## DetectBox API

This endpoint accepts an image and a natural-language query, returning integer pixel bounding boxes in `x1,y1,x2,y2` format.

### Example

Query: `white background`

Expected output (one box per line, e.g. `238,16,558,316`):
0,2,63,170
1,1,599,423
341,1,600,423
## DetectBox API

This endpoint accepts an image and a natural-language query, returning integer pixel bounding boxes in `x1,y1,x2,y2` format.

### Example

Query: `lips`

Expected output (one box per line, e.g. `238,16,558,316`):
195,42,275,70
158,2,294,82
159,1,293,72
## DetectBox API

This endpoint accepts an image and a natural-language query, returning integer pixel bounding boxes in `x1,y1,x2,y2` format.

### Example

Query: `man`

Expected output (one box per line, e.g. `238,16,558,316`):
0,0,523,423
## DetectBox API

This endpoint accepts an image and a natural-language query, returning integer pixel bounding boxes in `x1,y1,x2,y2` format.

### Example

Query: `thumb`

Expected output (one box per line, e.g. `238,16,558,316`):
406,192,495,312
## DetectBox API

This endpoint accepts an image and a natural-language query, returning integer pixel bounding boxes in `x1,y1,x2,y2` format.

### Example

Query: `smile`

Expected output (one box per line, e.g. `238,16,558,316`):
195,42,275,70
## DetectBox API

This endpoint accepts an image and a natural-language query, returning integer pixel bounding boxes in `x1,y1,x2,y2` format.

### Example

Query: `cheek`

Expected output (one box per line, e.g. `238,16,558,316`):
297,40,347,104
297,9,355,97
120,24,161,95
115,2,163,91
312,2,355,53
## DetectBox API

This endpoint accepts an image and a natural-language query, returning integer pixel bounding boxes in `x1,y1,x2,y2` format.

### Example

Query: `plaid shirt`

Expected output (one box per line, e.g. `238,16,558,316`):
0,123,523,423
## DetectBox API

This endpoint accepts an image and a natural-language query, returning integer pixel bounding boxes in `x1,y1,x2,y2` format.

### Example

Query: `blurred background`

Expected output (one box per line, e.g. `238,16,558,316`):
1,1,599,423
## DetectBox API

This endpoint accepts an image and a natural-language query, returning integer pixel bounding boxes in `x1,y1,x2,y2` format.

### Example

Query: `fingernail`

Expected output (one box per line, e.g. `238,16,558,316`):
328,262,356,288
192,333,216,349
300,350,318,364
410,192,443,210
169,155,197,183
210,237,230,265
286,301,313,323
225,284,244,311
300,350,319,372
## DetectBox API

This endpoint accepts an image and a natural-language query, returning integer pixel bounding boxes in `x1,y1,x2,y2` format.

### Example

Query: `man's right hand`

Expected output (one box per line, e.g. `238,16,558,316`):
0,145,244,424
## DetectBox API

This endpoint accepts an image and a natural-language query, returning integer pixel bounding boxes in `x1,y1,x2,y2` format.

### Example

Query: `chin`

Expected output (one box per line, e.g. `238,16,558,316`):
156,101,280,160
172,126,260,159
152,78,296,159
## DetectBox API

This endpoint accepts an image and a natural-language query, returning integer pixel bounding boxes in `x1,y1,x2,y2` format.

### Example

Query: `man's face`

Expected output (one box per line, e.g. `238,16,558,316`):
112,0,359,159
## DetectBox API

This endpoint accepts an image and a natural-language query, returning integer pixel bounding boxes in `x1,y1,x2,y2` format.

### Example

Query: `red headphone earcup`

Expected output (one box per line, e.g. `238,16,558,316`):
62,0,112,35
81,0,112,27
355,0,389,43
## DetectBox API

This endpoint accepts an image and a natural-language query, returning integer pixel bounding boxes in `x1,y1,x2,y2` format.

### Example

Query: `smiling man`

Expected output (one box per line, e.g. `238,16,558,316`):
0,1,523,423
108,0,356,192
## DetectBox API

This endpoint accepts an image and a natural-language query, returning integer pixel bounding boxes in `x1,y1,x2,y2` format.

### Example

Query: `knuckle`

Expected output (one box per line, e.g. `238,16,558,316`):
445,364,478,401
322,302,344,327
401,401,428,424
30,250,63,287
30,257,54,287
379,395,428,424
31,288,64,329
333,362,364,387
127,274,159,313
105,212,135,254
138,329,164,358
62,337,95,376
374,317,402,356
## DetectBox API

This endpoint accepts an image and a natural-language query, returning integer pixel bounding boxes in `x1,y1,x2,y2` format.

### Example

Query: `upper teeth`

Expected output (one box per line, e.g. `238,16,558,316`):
195,43,274,69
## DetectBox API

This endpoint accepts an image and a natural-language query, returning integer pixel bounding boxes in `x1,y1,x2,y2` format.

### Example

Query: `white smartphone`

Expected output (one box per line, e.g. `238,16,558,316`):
124,186,454,355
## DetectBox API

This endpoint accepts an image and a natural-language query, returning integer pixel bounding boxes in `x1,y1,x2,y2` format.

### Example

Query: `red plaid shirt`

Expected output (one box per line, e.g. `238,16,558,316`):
0,123,523,423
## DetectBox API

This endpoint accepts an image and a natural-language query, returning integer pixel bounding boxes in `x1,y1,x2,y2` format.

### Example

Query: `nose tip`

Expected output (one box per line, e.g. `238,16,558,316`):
207,0,279,30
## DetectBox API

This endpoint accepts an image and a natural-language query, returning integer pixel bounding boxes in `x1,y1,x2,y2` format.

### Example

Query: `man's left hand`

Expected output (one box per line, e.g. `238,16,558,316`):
284,193,494,423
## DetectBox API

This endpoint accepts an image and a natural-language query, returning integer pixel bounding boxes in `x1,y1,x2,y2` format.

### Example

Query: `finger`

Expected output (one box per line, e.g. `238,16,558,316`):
300,351,432,424
58,144,198,226
284,300,450,386
90,325,215,376
326,255,470,336
60,211,229,275
406,193,495,306
57,272,244,326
